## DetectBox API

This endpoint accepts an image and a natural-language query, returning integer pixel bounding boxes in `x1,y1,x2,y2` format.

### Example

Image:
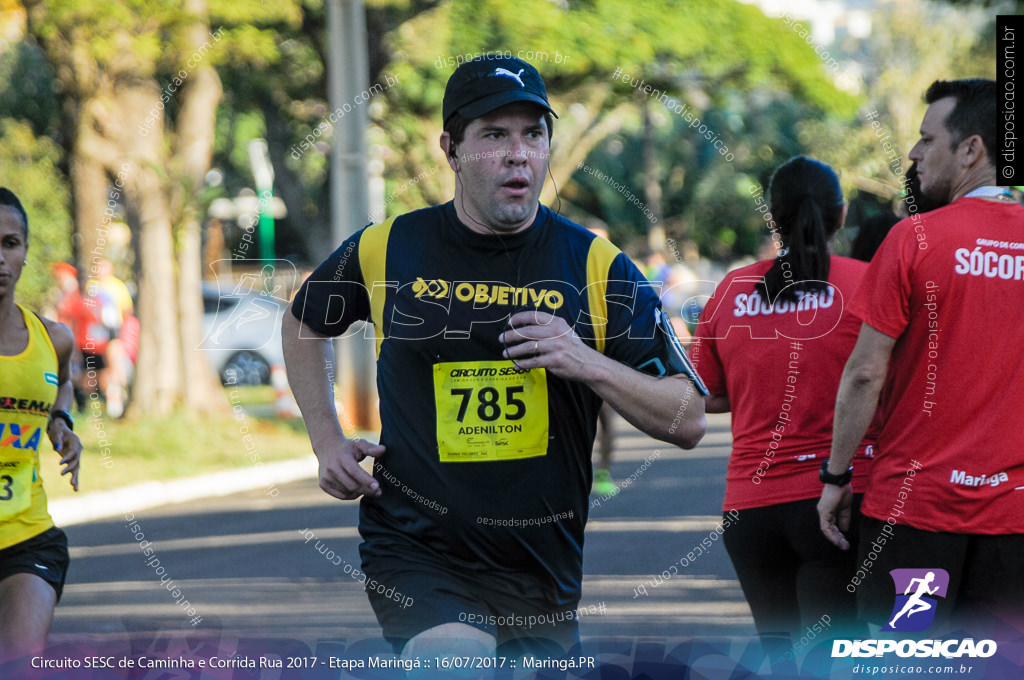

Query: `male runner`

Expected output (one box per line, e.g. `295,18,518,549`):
283,56,706,663
817,79,1024,628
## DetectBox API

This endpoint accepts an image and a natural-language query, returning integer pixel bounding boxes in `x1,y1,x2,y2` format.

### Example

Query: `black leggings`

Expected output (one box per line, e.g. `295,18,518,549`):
856,515,1024,632
723,496,866,642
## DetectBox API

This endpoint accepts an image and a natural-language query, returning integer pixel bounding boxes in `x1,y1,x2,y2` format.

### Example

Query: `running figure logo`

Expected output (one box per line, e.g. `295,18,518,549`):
882,568,950,632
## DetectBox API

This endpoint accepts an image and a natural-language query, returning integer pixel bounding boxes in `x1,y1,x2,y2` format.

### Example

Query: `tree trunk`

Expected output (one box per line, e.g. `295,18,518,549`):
120,85,182,416
69,151,110,278
173,0,228,415
25,0,229,419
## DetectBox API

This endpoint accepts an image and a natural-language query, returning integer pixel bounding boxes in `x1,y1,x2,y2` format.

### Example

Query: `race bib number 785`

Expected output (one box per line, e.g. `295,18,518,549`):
433,360,549,462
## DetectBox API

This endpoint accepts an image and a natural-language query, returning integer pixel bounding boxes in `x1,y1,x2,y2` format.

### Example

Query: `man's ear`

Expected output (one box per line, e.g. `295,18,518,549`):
440,132,459,172
959,133,986,169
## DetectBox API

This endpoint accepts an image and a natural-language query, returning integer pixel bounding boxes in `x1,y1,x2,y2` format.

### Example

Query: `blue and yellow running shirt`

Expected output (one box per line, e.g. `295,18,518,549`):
0,305,58,549
291,202,677,605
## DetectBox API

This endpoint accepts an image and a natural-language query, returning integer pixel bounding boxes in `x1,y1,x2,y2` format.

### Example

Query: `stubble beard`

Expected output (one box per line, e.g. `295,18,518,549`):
920,173,952,206
488,200,537,231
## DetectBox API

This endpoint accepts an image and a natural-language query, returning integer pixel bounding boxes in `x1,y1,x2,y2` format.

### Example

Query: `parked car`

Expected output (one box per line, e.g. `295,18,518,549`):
200,281,287,386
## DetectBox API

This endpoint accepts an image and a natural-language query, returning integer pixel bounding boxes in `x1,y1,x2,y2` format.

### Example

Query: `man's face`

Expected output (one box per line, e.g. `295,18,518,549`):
446,102,549,234
908,97,960,204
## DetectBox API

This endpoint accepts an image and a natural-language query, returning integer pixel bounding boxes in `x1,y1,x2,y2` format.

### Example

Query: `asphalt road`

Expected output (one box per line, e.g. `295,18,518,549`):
49,412,754,648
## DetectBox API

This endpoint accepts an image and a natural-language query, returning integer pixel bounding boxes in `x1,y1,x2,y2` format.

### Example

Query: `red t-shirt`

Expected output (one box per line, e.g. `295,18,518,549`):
56,291,108,354
693,256,875,511
852,197,1024,534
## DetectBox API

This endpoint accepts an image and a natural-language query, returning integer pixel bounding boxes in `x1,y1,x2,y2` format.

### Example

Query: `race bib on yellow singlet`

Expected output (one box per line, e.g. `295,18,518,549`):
433,360,549,462
0,458,34,520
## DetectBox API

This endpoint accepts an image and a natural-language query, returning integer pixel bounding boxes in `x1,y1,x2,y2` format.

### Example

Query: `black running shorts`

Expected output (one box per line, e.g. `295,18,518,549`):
0,526,70,600
364,556,580,657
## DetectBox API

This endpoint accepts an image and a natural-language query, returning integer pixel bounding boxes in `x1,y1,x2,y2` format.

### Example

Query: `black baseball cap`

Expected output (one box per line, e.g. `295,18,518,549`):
442,56,558,125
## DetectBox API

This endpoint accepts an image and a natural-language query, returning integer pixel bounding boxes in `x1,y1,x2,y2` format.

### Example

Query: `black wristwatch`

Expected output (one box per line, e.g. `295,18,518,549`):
819,460,852,486
50,409,74,431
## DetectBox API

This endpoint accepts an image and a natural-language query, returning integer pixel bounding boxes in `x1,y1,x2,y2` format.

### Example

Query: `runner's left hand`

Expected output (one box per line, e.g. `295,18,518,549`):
47,421,81,492
499,311,595,382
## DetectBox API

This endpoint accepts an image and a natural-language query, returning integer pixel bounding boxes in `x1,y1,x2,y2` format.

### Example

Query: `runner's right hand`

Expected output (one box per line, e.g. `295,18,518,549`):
817,482,852,550
315,436,385,500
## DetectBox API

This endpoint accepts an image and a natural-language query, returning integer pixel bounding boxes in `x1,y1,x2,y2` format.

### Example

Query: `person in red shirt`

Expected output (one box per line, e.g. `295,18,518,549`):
51,264,118,414
51,263,100,358
694,157,874,653
818,79,1024,630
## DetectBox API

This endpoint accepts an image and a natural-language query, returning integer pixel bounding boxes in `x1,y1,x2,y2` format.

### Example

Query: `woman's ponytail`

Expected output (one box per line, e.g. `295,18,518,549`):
757,157,843,303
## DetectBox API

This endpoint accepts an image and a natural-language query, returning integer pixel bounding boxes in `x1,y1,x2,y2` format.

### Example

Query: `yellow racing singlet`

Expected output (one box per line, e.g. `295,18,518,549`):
0,304,58,549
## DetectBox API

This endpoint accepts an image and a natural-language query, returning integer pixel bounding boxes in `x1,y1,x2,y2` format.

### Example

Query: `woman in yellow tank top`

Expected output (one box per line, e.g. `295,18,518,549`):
0,188,82,664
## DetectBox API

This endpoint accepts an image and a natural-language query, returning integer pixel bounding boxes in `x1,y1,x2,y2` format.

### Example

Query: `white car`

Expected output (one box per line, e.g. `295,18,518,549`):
200,280,288,386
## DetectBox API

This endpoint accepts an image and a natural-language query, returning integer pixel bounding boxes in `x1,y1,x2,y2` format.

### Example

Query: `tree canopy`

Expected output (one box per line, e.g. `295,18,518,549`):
0,0,997,416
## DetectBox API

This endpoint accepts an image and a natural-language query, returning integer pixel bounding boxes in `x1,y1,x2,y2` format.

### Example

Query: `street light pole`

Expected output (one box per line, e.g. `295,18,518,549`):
248,139,276,262
326,0,379,430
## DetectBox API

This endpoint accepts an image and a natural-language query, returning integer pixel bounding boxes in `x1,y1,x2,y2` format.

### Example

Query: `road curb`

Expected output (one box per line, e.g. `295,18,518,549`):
49,458,317,527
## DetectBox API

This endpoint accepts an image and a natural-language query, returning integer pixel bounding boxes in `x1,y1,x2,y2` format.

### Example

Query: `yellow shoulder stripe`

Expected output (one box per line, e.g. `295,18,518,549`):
585,236,622,355
358,216,398,358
